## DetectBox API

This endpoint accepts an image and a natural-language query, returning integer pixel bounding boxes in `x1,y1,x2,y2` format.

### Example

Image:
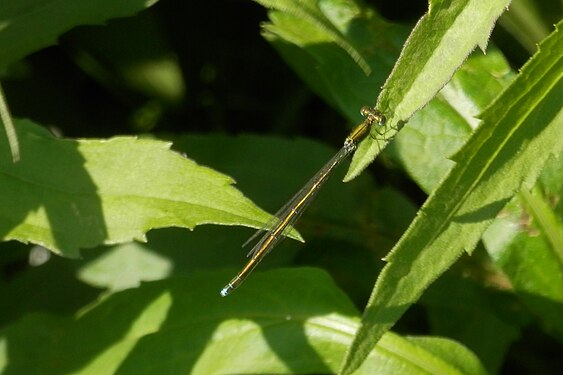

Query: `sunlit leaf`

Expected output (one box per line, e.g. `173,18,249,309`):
341,18,563,374
0,120,277,257
347,0,511,180
386,48,515,192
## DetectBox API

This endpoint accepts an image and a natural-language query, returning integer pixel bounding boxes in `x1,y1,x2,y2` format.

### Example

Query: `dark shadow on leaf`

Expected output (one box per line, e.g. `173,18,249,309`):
0,120,107,257
452,198,511,223
0,269,357,374
114,269,354,374
0,255,101,328
0,281,163,375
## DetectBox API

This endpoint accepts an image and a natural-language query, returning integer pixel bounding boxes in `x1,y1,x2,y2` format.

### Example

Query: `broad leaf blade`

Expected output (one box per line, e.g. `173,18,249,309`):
254,0,372,76
0,268,486,374
255,0,407,122
341,19,563,375
0,0,159,72
346,0,511,180
75,134,415,299
0,120,277,257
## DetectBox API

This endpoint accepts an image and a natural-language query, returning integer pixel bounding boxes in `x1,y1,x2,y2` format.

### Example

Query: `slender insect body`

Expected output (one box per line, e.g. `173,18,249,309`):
220,106,387,296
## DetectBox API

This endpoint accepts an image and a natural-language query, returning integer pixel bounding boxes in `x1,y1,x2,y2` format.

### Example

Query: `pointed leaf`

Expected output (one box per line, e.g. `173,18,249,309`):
341,19,563,374
254,0,372,76
346,0,511,180
0,120,276,257
255,0,407,121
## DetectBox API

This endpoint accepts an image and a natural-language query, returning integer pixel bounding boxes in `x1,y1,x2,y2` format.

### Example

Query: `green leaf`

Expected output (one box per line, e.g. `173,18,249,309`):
0,120,277,257
0,0,159,72
0,254,101,327
75,134,416,300
0,313,70,374
422,273,524,372
388,48,515,192
255,0,408,121
77,242,173,292
404,336,488,375
340,19,563,375
483,155,563,340
346,0,511,181
254,0,372,76
0,268,486,374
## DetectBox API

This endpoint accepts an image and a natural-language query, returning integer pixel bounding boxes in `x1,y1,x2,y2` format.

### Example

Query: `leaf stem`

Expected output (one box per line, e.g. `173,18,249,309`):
0,81,20,162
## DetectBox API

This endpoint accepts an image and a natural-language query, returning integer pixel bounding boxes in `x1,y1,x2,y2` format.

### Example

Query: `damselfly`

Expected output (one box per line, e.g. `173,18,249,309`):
220,106,386,296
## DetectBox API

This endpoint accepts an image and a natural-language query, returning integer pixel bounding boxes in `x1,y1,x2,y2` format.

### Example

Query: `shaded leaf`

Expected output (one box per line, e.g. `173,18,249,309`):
254,0,372,76
422,273,525,372
0,268,486,374
483,155,563,340
498,0,553,54
67,14,185,107
0,0,159,72
0,253,101,327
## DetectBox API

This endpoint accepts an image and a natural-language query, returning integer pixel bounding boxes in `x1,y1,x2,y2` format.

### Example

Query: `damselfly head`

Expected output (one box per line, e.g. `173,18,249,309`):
360,106,386,127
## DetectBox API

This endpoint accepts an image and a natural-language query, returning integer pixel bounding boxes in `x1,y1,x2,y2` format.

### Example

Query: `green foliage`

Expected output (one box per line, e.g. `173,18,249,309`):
348,0,512,180
0,269,488,374
388,48,515,192
0,0,158,73
258,0,407,123
0,119,277,257
342,17,563,372
483,157,563,338
0,0,561,374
